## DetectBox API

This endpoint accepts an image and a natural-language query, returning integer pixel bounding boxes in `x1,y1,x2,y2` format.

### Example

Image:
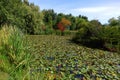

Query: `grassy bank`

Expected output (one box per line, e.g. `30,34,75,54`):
0,25,32,79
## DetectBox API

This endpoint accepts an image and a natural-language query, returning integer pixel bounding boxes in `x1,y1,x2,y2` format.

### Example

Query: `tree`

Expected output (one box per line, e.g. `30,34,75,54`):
0,0,44,34
76,18,89,30
90,20,102,28
42,9,57,30
57,18,71,35
108,17,118,26
89,20,102,37
70,17,77,30
57,22,65,32
23,0,29,5
60,18,71,27
24,14,35,34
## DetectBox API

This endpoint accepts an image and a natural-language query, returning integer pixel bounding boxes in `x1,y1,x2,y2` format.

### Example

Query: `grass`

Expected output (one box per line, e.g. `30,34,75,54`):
0,25,32,80
0,26,120,79
0,71,9,80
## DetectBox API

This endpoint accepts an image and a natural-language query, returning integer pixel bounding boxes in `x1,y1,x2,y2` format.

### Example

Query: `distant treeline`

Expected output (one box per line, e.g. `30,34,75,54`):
0,0,100,34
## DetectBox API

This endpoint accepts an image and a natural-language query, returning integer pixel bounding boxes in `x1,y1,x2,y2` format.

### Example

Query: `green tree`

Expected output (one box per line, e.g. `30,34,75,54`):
42,9,57,30
89,20,102,37
108,17,118,26
76,18,89,30
0,0,44,34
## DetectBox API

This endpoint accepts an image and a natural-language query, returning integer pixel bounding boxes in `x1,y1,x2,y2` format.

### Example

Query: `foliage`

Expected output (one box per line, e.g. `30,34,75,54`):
0,27,120,79
102,26,120,52
0,25,32,79
108,17,119,26
72,22,120,53
60,18,71,27
42,9,88,31
57,18,71,35
0,0,120,79
75,18,89,30
72,20,104,49
42,9,57,30
0,0,44,34
57,22,65,32
28,35,120,80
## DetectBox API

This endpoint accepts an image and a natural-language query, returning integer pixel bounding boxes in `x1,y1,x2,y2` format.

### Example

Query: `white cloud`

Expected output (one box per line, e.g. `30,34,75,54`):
74,7,112,13
72,6,120,24
73,6,120,14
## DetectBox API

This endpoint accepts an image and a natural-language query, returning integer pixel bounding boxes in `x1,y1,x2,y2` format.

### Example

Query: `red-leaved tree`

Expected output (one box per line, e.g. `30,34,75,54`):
57,18,71,35
57,22,65,32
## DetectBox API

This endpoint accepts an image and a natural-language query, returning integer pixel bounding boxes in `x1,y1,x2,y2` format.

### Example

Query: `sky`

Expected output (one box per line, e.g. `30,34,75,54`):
29,0,120,24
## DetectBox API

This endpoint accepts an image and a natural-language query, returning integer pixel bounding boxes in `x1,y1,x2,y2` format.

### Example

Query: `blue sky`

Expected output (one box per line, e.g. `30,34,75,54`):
29,0,120,24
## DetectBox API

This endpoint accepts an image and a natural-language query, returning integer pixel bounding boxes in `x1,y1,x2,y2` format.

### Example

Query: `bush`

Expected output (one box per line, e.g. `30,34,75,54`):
0,25,32,79
103,26,120,52
72,26,104,48
72,25,120,53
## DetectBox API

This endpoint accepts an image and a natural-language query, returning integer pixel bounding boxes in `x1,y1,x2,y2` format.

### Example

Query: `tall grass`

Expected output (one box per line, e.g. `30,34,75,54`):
0,25,32,79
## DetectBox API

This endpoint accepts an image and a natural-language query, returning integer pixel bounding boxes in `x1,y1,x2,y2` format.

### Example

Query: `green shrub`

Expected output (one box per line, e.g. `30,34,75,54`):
72,25,120,53
103,26,120,52
72,26,104,48
64,30,74,36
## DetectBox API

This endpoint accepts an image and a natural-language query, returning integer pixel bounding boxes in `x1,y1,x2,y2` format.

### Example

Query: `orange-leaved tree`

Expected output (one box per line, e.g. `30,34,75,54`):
57,18,71,35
